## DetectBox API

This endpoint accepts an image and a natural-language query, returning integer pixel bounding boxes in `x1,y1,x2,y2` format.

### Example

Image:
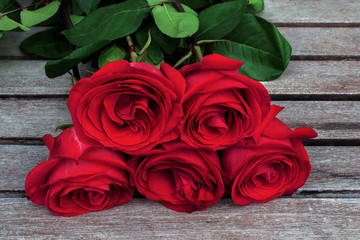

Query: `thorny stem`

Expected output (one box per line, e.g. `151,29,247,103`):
126,36,138,62
0,0,45,18
172,0,203,62
60,2,80,80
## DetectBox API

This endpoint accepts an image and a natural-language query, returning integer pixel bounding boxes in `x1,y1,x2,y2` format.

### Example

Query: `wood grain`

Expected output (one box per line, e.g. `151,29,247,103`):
259,0,360,24
0,99,358,139
0,60,93,96
1,198,359,239
2,28,360,57
278,28,360,57
1,60,360,96
1,145,359,193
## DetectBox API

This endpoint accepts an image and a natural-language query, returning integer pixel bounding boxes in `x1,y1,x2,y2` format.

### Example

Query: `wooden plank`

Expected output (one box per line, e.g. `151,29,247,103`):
1,145,359,193
1,28,360,57
1,60,360,96
259,0,360,24
0,60,93,96
0,198,359,239
278,27,360,57
0,99,358,139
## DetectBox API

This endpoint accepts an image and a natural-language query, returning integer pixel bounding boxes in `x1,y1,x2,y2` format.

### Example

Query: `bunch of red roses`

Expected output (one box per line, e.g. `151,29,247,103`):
25,54,317,217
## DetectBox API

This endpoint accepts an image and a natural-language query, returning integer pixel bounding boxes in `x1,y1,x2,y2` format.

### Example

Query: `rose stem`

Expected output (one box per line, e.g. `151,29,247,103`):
126,36,138,62
0,0,45,17
172,0,203,62
60,2,81,80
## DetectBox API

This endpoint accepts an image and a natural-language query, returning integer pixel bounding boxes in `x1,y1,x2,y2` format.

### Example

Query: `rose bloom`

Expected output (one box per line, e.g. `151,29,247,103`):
179,54,271,150
222,105,317,205
68,60,185,154
128,141,225,213
25,128,135,217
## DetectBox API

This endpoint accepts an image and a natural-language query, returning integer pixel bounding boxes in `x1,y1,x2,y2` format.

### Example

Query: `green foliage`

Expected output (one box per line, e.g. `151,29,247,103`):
0,0,21,21
62,0,149,47
135,26,164,65
246,0,264,14
0,0,292,81
98,45,126,68
69,15,85,26
209,14,292,81
45,40,109,78
197,0,247,40
151,3,199,38
150,24,180,55
20,28,70,58
179,0,218,9
76,0,100,15
0,16,29,31
20,1,61,27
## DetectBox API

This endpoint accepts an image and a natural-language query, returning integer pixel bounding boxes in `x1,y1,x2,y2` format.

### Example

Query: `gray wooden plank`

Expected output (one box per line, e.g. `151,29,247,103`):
1,60,359,96
0,99,358,139
0,198,359,239
278,27,360,57
0,60,93,96
1,28,360,57
259,0,360,24
1,145,358,193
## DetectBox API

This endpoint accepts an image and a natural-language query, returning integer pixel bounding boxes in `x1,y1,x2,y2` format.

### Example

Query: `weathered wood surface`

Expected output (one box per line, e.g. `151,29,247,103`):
1,198,359,239
1,27,360,57
259,0,360,24
1,60,360,96
0,99,358,140
278,27,360,57
1,0,359,239
1,145,359,194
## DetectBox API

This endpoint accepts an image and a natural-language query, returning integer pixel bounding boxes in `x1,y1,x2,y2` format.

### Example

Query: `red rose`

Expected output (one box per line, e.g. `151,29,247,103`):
129,141,225,213
179,54,271,150
25,128,135,217
68,60,185,154
222,105,317,205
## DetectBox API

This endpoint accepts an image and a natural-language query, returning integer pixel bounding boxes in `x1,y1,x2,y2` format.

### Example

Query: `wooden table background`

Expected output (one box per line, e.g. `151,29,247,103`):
1,0,360,239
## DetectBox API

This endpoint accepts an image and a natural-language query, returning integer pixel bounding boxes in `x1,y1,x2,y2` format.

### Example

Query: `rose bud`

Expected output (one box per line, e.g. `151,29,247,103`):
222,105,317,205
179,54,271,150
25,128,135,217
68,60,185,155
129,141,225,213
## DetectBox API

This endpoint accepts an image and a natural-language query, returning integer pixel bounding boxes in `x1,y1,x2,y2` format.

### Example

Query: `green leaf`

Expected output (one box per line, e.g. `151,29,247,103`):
209,14,292,81
45,40,109,78
135,26,164,65
246,0,264,14
180,0,218,9
150,24,179,54
197,0,246,40
69,15,85,25
147,0,162,4
0,0,21,21
62,0,149,47
0,31,3,38
151,3,199,38
0,16,29,31
98,45,126,68
20,28,70,58
20,1,61,27
76,0,100,15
